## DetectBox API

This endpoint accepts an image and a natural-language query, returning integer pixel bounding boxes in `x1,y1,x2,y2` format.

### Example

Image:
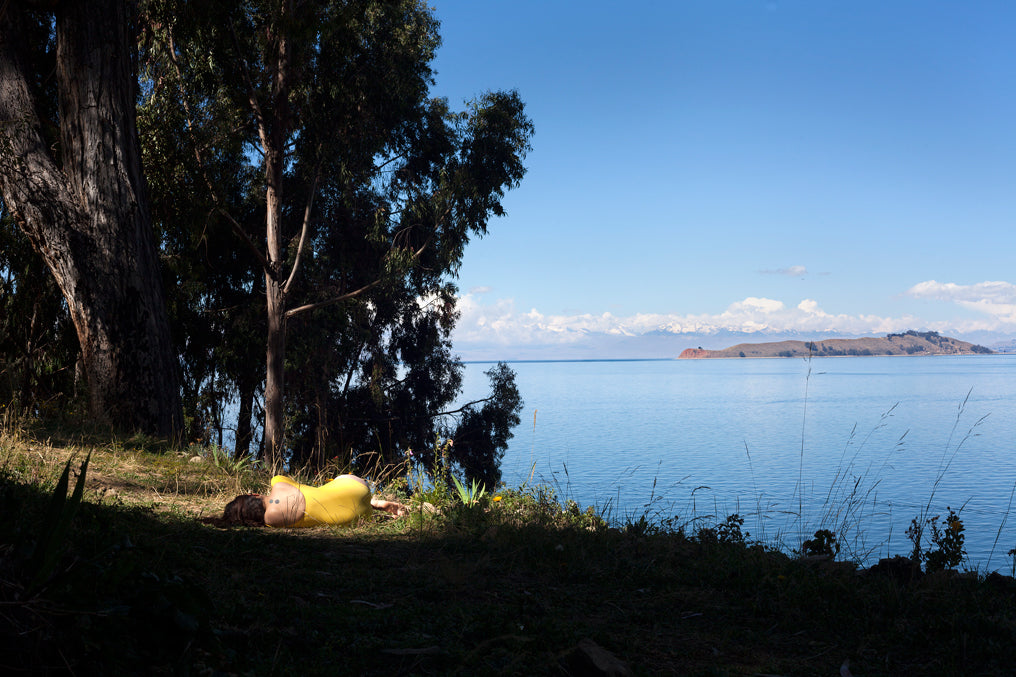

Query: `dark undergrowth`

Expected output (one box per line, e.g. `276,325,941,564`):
2,425,1016,676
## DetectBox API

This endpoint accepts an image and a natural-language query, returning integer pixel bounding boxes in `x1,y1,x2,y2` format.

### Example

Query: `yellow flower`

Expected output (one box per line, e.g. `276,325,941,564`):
493,495,503,502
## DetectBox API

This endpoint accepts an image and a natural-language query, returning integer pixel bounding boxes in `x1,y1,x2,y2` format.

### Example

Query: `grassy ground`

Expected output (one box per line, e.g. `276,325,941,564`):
2,423,1016,676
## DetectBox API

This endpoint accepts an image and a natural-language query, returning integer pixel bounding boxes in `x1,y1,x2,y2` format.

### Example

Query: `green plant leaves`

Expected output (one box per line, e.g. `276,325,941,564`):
27,452,90,592
451,474,486,507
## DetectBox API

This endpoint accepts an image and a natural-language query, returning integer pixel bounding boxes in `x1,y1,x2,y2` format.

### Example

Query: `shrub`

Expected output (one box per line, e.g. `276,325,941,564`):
800,529,840,558
907,507,966,572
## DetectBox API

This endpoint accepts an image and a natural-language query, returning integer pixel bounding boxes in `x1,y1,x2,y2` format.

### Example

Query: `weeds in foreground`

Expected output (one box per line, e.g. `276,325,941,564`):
451,474,487,507
728,374,997,574
908,506,967,572
782,352,908,563
804,402,907,563
695,513,748,545
902,389,985,567
26,452,90,594
202,443,257,475
799,528,841,558
4,431,1016,676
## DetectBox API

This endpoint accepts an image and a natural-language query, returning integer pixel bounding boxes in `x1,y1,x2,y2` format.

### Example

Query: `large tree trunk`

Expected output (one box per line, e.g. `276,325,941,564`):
261,127,287,464
260,12,292,467
264,261,286,465
0,1,183,437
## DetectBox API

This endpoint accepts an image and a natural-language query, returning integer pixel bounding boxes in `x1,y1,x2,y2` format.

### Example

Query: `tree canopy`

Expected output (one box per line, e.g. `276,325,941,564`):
0,0,531,486
1,0,533,485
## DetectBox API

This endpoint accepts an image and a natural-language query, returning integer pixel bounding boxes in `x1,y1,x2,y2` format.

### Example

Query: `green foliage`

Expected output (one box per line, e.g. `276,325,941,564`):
623,513,658,536
697,513,748,545
135,0,532,480
445,362,524,488
403,437,455,508
451,474,487,507
26,452,90,592
716,513,748,543
6,434,1016,675
488,484,581,530
202,444,257,476
4,1,534,487
908,507,967,572
562,498,608,530
800,529,841,558
0,213,79,417
926,508,967,571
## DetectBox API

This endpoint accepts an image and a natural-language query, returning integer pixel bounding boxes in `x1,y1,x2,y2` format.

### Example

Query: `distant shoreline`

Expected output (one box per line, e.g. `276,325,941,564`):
678,331,992,359
676,352,996,360
460,353,1011,366
460,357,678,365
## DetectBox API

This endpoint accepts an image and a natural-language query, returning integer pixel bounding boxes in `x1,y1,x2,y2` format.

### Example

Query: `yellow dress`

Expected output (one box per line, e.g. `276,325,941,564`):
270,475,372,527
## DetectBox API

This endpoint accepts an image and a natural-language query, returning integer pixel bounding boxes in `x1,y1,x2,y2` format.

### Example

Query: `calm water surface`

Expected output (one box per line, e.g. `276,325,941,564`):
457,355,1016,570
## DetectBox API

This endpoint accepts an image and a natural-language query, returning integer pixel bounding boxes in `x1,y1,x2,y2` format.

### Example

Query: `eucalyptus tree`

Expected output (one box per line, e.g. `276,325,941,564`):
142,0,532,472
0,212,78,413
138,12,265,449
0,1,182,436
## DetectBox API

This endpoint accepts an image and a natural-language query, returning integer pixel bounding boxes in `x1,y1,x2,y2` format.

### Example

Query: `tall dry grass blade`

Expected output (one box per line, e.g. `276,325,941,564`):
985,478,1016,572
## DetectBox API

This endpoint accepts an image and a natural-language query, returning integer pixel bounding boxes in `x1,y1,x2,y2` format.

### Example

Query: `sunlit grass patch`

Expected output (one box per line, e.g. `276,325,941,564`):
2,423,1016,675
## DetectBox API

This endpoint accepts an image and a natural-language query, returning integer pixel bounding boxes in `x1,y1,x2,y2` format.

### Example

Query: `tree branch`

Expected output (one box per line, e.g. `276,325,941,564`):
284,277,383,319
165,26,218,198
217,207,275,278
282,163,321,295
160,24,276,281
435,398,491,417
228,19,268,151
284,203,452,319
344,397,490,426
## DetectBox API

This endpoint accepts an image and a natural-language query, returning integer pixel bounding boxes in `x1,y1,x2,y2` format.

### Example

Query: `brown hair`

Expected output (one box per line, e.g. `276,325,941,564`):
201,494,266,527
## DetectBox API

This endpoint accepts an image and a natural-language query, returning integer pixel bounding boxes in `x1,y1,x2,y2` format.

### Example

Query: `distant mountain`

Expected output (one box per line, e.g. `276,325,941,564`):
678,331,993,359
990,339,1016,354
453,326,1016,362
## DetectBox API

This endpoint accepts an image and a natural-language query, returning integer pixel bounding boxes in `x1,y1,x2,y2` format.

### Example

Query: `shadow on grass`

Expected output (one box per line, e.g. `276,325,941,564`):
4,470,1016,677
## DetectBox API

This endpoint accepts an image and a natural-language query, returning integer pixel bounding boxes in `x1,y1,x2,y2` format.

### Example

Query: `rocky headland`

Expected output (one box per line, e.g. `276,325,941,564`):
679,330,993,359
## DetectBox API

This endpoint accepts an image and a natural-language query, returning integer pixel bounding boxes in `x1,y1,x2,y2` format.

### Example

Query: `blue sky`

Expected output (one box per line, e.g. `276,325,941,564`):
429,1,1016,358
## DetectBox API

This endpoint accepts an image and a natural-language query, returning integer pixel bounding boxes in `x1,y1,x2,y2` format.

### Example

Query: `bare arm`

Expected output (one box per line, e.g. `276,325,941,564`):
370,498,409,517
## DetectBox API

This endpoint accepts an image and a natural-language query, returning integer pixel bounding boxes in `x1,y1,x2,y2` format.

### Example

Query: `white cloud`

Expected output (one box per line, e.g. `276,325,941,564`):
450,281,1016,359
727,297,785,313
797,299,820,313
760,265,808,276
906,280,1016,303
905,280,1016,325
452,293,924,348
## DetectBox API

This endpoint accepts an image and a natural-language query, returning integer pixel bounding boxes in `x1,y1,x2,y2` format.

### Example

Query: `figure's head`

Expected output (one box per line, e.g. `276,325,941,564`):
222,494,267,526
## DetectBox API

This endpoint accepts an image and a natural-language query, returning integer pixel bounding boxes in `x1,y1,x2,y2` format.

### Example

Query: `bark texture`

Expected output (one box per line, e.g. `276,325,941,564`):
260,11,292,465
0,1,182,436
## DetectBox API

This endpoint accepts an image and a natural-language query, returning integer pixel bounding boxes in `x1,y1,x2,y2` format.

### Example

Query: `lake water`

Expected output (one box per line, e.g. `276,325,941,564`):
456,355,1016,571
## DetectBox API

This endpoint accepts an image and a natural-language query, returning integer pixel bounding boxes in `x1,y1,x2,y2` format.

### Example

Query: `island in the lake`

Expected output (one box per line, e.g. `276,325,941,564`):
679,330,994,359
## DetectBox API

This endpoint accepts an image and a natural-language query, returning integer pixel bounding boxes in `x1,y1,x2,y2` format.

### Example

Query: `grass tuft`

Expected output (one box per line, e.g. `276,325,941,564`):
1,426,1015,675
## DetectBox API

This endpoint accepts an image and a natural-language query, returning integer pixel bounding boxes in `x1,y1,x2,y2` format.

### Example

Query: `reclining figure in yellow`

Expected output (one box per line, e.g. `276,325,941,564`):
214,474,408,528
